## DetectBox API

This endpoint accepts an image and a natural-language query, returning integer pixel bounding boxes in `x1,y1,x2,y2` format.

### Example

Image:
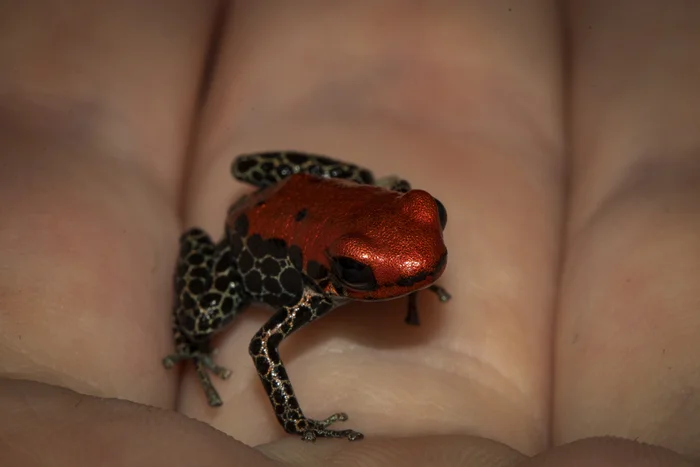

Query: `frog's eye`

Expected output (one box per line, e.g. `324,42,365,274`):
331,256,377,291
434,197,447,230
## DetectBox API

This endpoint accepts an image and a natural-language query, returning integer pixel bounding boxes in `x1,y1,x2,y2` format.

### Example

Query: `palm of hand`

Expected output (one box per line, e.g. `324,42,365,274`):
1,3,699,467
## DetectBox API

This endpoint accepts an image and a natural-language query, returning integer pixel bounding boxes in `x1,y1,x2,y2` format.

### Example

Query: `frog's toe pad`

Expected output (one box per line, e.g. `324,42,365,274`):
301,428,364,442
196,355,232,380
162,356,178,369
299,413,364,442
161,352,231,380
346,431,364,441
319,412,349,427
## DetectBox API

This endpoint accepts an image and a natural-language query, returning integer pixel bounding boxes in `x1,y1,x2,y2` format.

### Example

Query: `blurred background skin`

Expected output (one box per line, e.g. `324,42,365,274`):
1,1,699,466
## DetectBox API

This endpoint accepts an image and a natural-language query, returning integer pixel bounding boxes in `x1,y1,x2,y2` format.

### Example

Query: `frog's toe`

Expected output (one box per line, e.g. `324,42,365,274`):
299,413,364,442
162,351,232,406
429,284,451,302
162,351,231,379
193,360,227,407
162,355,178,369
204,388,223,407
162,353,192,369
199,355,232,380
301,427,364,442
318,412,349,427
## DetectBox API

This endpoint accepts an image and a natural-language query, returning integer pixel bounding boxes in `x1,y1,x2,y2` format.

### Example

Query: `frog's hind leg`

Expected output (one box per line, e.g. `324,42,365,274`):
231,151,375,187
162,228,249,407
249,284,363,442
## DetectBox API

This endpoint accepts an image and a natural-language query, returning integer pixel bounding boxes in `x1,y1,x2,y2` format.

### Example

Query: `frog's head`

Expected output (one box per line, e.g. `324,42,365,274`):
327,189,448,301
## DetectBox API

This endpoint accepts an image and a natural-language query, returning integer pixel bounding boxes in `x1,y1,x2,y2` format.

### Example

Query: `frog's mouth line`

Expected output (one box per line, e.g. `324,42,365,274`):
329,251,447,298
393,252,447,288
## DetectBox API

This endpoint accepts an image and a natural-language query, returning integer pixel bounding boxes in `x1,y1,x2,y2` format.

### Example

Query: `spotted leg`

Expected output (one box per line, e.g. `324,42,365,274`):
249,285,363,442
162,228,250,407
405,285,452,325
232,151,375,188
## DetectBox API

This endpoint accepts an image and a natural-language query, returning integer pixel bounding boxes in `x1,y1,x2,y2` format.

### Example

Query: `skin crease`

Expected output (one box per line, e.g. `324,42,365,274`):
0,1,699,466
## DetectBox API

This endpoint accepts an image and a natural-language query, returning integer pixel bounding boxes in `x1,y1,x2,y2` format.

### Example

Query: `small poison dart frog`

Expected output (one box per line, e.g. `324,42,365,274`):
163,152,450,442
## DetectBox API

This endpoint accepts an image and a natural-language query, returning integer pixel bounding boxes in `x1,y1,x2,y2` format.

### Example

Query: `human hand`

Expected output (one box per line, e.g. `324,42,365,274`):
1,2,699,466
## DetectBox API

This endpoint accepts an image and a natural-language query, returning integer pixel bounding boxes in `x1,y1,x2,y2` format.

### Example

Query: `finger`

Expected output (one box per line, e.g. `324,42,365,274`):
260,434,526,467
0,378,273,467
522,438,696,467
181,1,564,452
0,1,219,407
556,0,700,458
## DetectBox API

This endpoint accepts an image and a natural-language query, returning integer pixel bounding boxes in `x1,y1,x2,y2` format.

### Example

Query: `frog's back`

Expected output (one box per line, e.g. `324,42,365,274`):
226,174,392,263
226,173,447,301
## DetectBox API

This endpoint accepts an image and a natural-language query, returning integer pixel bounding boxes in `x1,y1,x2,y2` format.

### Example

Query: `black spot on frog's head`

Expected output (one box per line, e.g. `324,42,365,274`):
294,208,308,222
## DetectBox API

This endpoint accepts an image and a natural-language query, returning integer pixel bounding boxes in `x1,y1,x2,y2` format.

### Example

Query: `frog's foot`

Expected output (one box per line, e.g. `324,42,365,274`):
162,351,232,379
162,351,232,407
405,285,452,325
297,413,364,442
405,293,421,326
428,284,451,302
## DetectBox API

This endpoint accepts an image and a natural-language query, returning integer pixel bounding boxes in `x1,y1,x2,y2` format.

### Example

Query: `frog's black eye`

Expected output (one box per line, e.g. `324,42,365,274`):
434,197,447,230
331,256,377,291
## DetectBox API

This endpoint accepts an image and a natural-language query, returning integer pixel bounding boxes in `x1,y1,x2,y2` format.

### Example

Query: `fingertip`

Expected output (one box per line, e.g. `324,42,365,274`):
522,437,696,467
0,378,274,467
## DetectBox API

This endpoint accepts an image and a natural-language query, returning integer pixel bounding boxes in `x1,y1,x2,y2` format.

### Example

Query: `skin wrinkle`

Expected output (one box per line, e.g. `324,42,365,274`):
365,344,533,423
573,155,700,239
360,360,544,447
0,93,132,154
557,0,700,455
216,73,562,186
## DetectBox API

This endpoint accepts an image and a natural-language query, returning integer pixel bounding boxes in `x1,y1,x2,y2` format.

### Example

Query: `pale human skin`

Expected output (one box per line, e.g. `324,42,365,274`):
1,1,699,465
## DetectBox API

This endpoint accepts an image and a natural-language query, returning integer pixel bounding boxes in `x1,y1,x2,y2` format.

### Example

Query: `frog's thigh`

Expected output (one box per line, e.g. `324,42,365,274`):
173,229,244,342
232,230,305,308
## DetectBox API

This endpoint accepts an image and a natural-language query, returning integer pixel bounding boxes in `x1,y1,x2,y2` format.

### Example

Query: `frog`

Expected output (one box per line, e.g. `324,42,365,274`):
162,151,450,442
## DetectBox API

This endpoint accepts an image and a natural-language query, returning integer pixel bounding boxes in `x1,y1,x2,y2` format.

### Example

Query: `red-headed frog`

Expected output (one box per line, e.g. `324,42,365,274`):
163,152,450,442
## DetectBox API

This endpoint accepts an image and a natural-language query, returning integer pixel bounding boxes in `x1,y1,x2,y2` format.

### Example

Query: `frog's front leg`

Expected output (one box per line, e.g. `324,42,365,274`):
378,175,453,325
232,151,375,188
405,285,452,325
249,286,363,442
375,175,411,193
162,228,249,407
